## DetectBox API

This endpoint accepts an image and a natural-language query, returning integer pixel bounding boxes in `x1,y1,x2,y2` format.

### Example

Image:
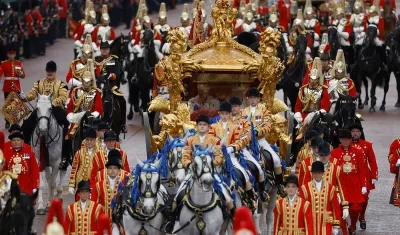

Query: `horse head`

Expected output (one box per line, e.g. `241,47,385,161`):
142,29,155,48
36,94,53,134
191,145,215,191
166,133,189,184
7,191,38,235
335,93,357,128
328,26,340,58
366,25,378,47
294,34,307,63
136,158,162,216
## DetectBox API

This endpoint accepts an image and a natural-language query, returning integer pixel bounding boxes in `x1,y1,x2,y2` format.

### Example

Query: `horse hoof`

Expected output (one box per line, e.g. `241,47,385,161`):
358,104,364,109
363,100,369,106
36,209,47,215
395,102,400,108
380,106,385,111
127,112,133,120
369,107,376,112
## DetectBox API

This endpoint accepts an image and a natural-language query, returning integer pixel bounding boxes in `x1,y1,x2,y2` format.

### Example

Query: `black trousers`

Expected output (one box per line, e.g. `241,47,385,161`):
23,36,32,58
58,18,67,38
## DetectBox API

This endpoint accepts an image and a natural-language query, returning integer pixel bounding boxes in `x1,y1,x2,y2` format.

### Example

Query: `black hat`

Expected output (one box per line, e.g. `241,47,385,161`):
104,130,117,141
84,128,97,139
320,52,330,61
8,131,24,140
284,174,299,187
338,129,352,139
46,61,57,72
318,141,331,156
229,96,242,106
21,1,32,12
8,124,22,133
310,124,324,135
97,122,109,130
347,122,363,131
76,180,91,193
311,161,325,172
237,32,258,47
310,136,323,147
100,41,110,49
219,101,232,113
105,149,122,168
305,130,319,141
31,0,40,8
246,87,260,97
7,44,17,53
196,114,210,124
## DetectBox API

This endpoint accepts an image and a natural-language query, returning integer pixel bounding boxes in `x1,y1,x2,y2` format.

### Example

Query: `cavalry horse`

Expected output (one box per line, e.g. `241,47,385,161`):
354,25,390,112
327,26,341,60
31,94,67,215
277,33,307,111
110,33,130,86
127,29,160,119
386,27,400,107
0,189,38,235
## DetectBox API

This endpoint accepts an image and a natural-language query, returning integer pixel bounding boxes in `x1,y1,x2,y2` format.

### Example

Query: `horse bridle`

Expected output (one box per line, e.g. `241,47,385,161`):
192,152,214,179
139,166,161,200
33,103,61,147
168,141,185,171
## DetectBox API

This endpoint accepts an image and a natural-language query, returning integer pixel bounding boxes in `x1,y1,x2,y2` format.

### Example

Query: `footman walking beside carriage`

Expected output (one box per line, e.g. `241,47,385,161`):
388,137,400,207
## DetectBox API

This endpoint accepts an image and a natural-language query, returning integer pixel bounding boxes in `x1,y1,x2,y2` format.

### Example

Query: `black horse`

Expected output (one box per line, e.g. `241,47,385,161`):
332,93,363,132
0,187,38,235
127,29,159,119
110,33,131,85
327,26,341,59
277,33,307,111
385,27,400,107
354,25,390,112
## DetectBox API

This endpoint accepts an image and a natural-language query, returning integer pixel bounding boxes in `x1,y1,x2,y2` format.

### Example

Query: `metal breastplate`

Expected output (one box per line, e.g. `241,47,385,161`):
329,79,349,101
98,26,111,41
77,89,96,112
74,62,86,80
304,87,323,111
353,14,365,28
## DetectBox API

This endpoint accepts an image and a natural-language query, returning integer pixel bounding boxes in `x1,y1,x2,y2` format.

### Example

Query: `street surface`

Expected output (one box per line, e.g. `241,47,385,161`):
1,2,399,234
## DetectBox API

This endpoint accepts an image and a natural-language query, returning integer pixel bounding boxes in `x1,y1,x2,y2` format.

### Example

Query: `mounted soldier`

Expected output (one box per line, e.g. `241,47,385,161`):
288,9,312,61
91,5,116,53
265,5,288,62
318,0,334,33
177,3,192,40
367,2,386,65
73,1,96,59
235,4,261,36
132,6,162,54
154,2,170,48
304,0,321,57
129,0,145,46
350,0,368,59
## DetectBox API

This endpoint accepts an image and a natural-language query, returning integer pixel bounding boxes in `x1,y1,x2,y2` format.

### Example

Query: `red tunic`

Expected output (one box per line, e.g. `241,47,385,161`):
3,142,32,152
351,140,378,190
24,12,34,35
64,200,104,235
0,131,4,151
0,60,26,92
305,20,321,49
277,0,292,31
232,0,250,8
73,21,85,42
31,11,45,34
65,59,86,85
66,87,103,115
379,0,396,9
273,196,314,235
388,138,400,206
4,148,40,194
299,181,341,234
57,0,68,19
294,85,331,119
331,145,368,203
301,61,333,86
91,25,116,45
130,18,140,40
133,29,162,45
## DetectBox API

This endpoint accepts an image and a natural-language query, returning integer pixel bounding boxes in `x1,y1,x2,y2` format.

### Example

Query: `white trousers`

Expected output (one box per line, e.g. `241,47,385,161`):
257,138,282,168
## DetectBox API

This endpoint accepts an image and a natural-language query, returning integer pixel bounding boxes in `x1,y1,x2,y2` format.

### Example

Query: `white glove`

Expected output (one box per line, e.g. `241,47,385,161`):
372,179,378,184
32,188,38,194
91,111,100,118
361,187,367,194
226,147,235,154
314,33,320,41
339,31,349,39
332,228,339,235
294,112,303,123
19,92,26,99
320,109,326,113
130,39,135,45
74,40,83,48
396,159,400,167
68,187,75,195
68,78,82,87
342,208,349,219
66,113,74,122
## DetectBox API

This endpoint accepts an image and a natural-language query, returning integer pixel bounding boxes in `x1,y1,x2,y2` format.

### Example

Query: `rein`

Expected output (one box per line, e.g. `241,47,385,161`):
32,111,61,147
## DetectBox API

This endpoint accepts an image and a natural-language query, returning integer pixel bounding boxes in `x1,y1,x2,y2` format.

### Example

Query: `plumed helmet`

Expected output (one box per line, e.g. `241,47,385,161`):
158,2,167,19
304,0,313,16
181,3,190,21
354,0,364,10
332,49,346,77
82,34,93,54
233,207,258,235
82,59,95,88
101,5,109,22
309,57,324,85
269,5,278,23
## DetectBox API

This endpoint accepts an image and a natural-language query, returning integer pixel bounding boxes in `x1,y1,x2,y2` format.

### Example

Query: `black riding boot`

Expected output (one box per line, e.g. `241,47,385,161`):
275,173,287,197
245,189,257,211
163,207,177,233
59,127,70,170
258,181,269,202
118,96,127,133
230,207,236,218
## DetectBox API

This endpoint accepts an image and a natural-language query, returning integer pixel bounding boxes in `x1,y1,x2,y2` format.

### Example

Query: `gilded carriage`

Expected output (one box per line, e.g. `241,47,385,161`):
144,0,294,163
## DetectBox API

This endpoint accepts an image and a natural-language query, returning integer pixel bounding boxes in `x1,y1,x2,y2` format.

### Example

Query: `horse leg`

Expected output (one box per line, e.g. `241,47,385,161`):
380,73,390,111
265,187,278,235
127,104,134,120
363,76,369,106
369,78,377,112
56,170,67,199
395,72,400,107
45,167,55,207
36,171,47,215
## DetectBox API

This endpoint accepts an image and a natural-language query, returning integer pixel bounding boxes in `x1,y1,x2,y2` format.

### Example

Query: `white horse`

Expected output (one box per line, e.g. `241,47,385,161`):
178,146,225,235
166,133,191,191
122,159,168,235
31,94,67,214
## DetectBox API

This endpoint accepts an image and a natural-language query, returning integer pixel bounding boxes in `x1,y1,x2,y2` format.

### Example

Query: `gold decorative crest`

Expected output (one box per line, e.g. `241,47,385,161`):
1,92,31,124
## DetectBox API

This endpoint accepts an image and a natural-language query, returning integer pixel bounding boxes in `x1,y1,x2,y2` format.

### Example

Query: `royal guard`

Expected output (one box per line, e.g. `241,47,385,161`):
235,4,261,35
91,5,116,48
379,0,396,12
129,0,146,45
66,34,93,88
295,130,320,174
68,128,98,200
66,59,103,139
274,175,314,234
3,124,32,151
299,161,341,235
318,0,334,33
331,129,368,235
177,4,192,39
367,3,386,63
3,132,39,195
304,0,321,57
73,1,96,59
277,0,294,32
90,132,130,184
388,137,400,207
92,150,127,220
22,1,35,59
43,199,65,235
94,41,123,88
0,149,19,212
348,122,378,229
154,3,171,45
241,88,284,186
294,57,331,123
288,9,313,61
0,46,25,128
267,5,286,32
350,0,367,58
233,0,247,30
327,49,358,112
63,180,104,235
31,0,46,56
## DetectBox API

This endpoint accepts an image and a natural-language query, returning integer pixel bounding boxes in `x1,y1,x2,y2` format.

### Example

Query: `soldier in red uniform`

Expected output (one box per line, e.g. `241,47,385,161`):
0,46,26,128
331,129,368,235
348,122,378,229
57,0,68,38
64,180,104,235
304,0,321,57
367,4,386,64
299,161,341,235
274,174,314,234
31,0,46,56
388,137,400,207
66,34,93,88
3,132,39,195
379,0,396,11
22,1,34,59
234,5,261,35
3,124,32,152
91,5,116,49
295,57,331,124
277,0,295,32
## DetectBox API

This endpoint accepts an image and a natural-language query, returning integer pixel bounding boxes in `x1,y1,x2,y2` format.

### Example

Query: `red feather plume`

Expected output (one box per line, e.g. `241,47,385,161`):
97,213,112,235
323,44,331,53
233,207,257,235
45,199,64,231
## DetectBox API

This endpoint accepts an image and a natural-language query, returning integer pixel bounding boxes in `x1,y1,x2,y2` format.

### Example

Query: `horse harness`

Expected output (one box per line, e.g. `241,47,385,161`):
167,141,185,187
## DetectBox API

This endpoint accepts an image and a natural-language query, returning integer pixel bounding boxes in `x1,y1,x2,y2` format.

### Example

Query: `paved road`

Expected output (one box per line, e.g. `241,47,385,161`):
1,3,399,234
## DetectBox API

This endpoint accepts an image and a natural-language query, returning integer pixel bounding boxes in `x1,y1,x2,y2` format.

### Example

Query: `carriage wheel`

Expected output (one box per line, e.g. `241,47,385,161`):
143,112,153,159
284,110,295,164
152,111,161,135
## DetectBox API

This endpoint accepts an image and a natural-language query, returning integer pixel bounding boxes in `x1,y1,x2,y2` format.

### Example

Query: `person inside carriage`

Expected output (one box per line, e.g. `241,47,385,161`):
303,0,321,57
367,3,387,67
327,49,358,113
188,84,220,112
19,61,69,169
294,57,331,125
